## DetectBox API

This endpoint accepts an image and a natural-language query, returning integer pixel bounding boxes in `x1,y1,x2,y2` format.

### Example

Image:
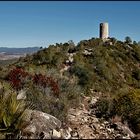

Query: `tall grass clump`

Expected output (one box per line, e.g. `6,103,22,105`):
0,87,27,139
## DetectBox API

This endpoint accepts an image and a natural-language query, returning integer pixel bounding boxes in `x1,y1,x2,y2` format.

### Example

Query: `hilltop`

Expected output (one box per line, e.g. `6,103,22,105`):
0,37,140,138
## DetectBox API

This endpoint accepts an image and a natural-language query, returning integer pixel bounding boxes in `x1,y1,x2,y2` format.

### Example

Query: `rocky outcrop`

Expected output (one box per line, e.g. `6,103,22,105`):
21,110,62,139
82,48,92,56
60,52,75,77
65,52,76,65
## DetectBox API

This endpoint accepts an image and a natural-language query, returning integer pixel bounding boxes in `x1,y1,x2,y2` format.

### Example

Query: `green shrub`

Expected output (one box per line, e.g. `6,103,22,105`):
95,94,114,119
70,66,92,87
96,88,140,133
112,89,140,133
132,69,140,80
0,89,27,138
133,46,140,61
125,36,132,44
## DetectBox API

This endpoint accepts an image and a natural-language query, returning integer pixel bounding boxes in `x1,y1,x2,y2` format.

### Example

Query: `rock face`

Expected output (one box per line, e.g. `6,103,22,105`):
21,110,62,139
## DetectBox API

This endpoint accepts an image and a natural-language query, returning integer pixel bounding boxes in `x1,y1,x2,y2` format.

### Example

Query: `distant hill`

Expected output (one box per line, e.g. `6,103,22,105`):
0,47,41,55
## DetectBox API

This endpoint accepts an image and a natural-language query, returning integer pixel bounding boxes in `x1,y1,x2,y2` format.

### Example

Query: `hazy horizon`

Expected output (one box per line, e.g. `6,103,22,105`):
0,1,139,48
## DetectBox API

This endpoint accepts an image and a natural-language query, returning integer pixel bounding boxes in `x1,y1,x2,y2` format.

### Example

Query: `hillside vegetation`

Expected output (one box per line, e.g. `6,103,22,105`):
0,37,140,135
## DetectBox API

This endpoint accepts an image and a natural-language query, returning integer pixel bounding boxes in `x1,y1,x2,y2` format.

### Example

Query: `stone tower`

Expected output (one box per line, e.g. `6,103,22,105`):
99,22,109,40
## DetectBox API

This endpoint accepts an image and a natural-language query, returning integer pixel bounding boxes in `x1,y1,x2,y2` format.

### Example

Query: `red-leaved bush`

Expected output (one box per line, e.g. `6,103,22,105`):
8,67,28,90
8,67,60,96
33,74,60,96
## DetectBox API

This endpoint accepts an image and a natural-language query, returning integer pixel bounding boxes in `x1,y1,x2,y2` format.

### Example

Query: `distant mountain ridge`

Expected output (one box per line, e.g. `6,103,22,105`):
0,47,40,55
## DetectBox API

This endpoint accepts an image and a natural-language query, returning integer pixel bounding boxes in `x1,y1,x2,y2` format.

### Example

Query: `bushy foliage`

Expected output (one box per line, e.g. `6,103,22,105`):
8,67,28,90
132,69,140,80
0,88,27,138
26,78,81,122
125,36,132,44
133,46,140,61
33,74,60,96
31,45,67,68
96,89,140,133
8,67,60,97
112,89,140,133
70,65,92,87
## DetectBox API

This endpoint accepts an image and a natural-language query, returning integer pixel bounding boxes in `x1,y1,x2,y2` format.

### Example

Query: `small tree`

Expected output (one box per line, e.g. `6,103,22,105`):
68,40,75,47
133,41,137,45
125,36,132,44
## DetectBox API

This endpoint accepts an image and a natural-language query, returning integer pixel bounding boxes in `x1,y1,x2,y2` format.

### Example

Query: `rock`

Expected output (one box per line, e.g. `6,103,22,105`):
109,42,113,45
17,89,26,100
115,134,122,139
89,124,96,131
23,124,36,134
60,129,71,139
122,135,131,139
107,128,114,133
91,117,99,123
104,121,109,125
99,126,104,130
82,117,88,122
83,50,92,56
39,131,51,139
82,49,92,56
52,129,61,139
71,137,79,139
21,109,61,139
92,123,100,131
90,97,99,105
71,131,78,137
134,133,140,139
68,114,76,121
78,125,95,139
79,133,84,138
68,127,72,133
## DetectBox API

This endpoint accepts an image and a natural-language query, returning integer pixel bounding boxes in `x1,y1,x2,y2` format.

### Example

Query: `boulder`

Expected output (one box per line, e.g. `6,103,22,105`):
21,109,61,139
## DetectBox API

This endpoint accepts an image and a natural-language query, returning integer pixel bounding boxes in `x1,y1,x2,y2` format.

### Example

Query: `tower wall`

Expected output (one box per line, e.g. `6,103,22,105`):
100,23,109,39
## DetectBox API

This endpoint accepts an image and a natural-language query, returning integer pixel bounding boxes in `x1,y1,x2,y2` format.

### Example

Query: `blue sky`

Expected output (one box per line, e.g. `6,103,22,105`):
0,1,139,48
